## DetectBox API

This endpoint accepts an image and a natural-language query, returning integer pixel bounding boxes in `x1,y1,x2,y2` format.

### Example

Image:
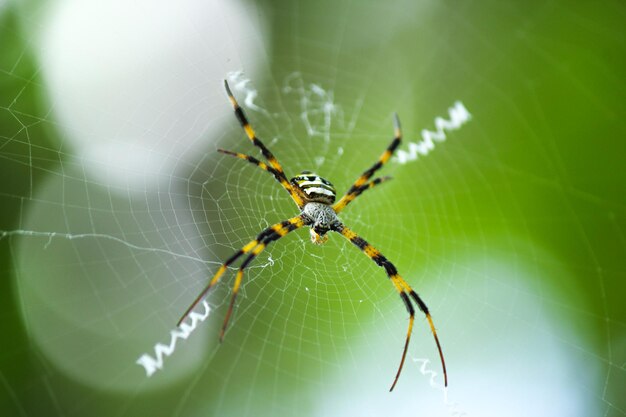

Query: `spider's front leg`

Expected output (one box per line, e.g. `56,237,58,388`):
218,215,309,340
177,215,308,328
331,223,448,391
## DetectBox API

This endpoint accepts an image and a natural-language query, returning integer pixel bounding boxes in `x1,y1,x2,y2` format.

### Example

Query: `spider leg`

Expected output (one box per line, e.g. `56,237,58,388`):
218,148,286,185
331,223,447,391
177,215,308,327
334,114,401,213
335,176,393,211
219,216,308,341
224,80,305,208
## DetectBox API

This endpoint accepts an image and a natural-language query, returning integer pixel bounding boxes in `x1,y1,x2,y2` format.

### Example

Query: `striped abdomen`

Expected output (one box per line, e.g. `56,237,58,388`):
291,171,336,204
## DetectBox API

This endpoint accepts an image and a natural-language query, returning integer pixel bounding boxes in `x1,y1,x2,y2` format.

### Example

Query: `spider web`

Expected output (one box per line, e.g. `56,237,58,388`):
1,1,625,416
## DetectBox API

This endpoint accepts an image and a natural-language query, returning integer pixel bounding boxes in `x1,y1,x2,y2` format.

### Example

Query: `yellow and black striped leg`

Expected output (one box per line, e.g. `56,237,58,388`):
218,149,304,205
332,224,447,391
332,176,392,213
223,80,305,208
219,216,307,341
334,114,402,213
218,149,279,177
177,215,308,327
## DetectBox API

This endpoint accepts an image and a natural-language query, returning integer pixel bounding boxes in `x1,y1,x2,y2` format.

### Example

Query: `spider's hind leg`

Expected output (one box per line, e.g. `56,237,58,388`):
223,81,305,208
334,114,401,213
218,149,281,179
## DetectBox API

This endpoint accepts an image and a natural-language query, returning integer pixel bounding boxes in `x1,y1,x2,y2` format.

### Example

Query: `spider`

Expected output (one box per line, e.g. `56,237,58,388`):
177,80,448,391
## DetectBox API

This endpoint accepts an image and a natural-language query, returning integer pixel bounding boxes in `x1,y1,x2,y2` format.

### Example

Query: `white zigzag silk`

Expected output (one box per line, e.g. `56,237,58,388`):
136,301,211,377
395,101,471,164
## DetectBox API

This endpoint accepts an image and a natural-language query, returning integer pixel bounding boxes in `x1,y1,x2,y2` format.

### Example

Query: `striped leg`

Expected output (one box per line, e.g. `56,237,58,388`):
218,216,307,341
177,215,308,327
332,224,447,391
333,176,392,213
224,80,305,208
334,114,402,213
218,149,280,177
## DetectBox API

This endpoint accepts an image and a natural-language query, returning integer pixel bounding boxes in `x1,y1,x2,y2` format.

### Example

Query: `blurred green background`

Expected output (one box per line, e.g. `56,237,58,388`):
1,0,625,416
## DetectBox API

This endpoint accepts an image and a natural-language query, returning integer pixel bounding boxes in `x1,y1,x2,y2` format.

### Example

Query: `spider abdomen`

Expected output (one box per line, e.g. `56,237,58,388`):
291,171,336,204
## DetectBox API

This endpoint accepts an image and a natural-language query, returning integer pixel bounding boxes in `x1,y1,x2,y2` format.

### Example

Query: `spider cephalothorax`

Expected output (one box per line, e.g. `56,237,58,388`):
302,201,340,244
177,80,448,392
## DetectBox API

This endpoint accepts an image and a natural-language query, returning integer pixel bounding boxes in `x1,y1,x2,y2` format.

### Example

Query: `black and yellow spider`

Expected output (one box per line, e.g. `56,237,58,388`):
178,80,447,391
